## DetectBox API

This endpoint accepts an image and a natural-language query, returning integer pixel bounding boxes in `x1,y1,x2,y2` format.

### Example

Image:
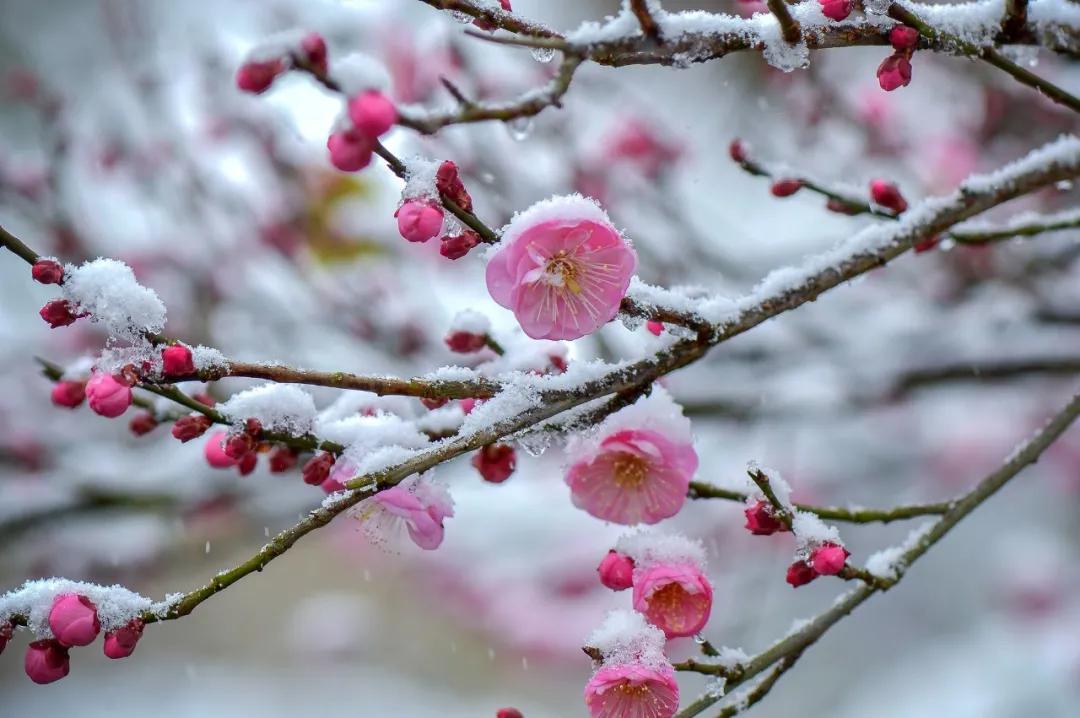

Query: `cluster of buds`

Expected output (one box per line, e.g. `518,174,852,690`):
204,418,264,476
433,161,482,260
327,90,397,172
235,31,326,94
17,594,144,684
786,542,851,587
877,26,919,92
32,258,83,329
172,414,213,443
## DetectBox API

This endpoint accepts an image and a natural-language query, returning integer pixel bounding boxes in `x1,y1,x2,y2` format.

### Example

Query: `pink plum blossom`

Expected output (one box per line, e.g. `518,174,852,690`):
48,594,100,647
86,373,132,418
584,662,680,718
631,561,713,638
566,429,697,525
486,198,636,340
24,640,70,684
355,478,454,550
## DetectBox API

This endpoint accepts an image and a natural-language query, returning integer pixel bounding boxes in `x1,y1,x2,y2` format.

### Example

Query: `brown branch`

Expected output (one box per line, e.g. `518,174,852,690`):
630,0,663,41
1001,0,1029,42
767,0,802,45
416,0,561,38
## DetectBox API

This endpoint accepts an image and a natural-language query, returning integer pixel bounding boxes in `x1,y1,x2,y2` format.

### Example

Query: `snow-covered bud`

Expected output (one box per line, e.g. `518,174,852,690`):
300,32,328,75
396,199,444,243
269,447,299,473
549,353,568,373
204,431,237,468
173,414,212,442
31,258,64,284
24,640,69,684
877,53,912,92
435,160,473,211
445,330,488,353
0,620,13,655
51,380,86,409
440,231,481,260
223,431,256,460
103,618,143,659
889,26,919,52
161,344,195,377
728,139,748,163
474,0,512,31
810,542,850,575
459,398,480,415
421,397,449,410
327,130,373,172
49,594,100,647
129,411,158,436
597,550,635,591
770,179,803,197
471,443,516,483
86,373,133,418
302,452,336,486
238,452,258,476
744,500,786,536
495,709,523,718
347,91,397,140
646,320,664,336
818,0,853,20
236,59,285,94
869,179,908,213
39,299,79,328
786,560,818,588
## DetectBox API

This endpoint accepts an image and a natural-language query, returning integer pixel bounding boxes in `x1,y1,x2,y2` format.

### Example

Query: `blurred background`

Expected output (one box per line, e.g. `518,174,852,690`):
1,0,1079,715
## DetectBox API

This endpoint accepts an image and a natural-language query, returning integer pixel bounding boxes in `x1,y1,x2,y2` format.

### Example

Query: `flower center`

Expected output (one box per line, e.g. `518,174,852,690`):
544,251,582,294
648,582,694,630
611,452,650,489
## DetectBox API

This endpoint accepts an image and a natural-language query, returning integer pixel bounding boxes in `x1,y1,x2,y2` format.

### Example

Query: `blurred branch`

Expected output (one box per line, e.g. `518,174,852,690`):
888,356,1080,396
0,489,179,544
416,0,561,38
675,390,1080,716
767,0,802,45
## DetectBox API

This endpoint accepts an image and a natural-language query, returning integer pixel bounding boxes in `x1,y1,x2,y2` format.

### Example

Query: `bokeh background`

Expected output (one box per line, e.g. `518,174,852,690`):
1,0,1079,715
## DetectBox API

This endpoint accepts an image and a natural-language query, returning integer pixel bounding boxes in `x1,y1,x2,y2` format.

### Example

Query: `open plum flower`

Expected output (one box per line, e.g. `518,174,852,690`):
565,388,697,525
354,477,454,550
485,195,636,341
584,610,679,718
631,562,713,638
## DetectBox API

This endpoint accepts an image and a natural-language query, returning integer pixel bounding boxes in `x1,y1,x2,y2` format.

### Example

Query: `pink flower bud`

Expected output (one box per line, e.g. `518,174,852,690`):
786,560,818,588
646,320,664,336
770,179,803,197
86,373,133,418
889,26,919,52
744,500,786,536
269,447,299,473
302,452,336,485
435,160,473,211
597,550,634,591
161,345,195,377
809,542,850,575
51,380,86,409
421,397,449,410
129,412,158,436
204,430,238,468
223,431,256,460
395,200,444,243
238,452,258,476
347,91,397,140
103,619,143,659
728,139,748,163
869,179,908,213
445,330,488,353
495,709,523,718
327,130,373,172
300,32,328,75
173,415,212,442
0,621,13,655
24,640,69,684
474,0,512,31
440,231,481,260
236,59,285,94
48,594,100,647
31,258,64,284
818,0,853,21
877,53,912,92
471,443,516,483
39,299,79,328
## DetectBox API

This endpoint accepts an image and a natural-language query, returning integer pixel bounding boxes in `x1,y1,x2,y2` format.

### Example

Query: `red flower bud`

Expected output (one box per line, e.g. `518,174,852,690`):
129,412,158,436
236,59,285,94
31,258,64,284
471,443,516,483
51,380,86,408
889,26,919,52
770,179,803,197
810,542,850,575
39,299,79,328
445,330,488,353
238,451,258,476
302,452,336,485
103,618,143,659
268,447,299,473
172,415,212,442
914,234,940,253
223,432,256,460
818,0,853,21
597,550,635,591
161,345,195,377
435,160,473,211
421,397,449,410
440,231,481,260
786,560,818,588
877,53,912,92
496,709,524,718
300,32,328,75
825,198,861,215
744,500,787,536
869,179,908,214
